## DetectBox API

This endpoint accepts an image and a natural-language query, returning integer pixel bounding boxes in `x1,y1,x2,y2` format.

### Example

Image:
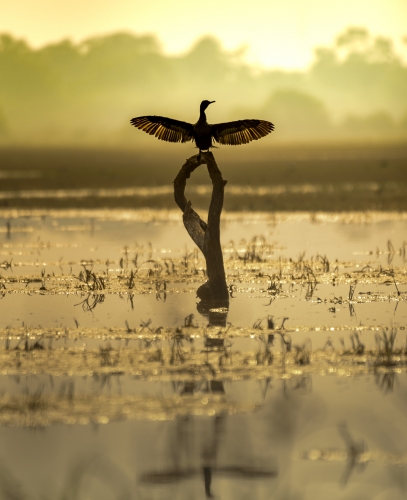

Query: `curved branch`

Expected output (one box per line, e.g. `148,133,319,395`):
173,152,229,306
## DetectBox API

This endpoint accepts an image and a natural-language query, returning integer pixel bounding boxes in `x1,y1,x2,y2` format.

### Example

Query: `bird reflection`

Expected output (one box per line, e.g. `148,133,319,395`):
140,304,276,498
139,410,276,498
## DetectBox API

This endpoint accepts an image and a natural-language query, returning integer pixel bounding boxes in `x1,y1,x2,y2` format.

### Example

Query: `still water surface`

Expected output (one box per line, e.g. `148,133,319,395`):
0,209,406,499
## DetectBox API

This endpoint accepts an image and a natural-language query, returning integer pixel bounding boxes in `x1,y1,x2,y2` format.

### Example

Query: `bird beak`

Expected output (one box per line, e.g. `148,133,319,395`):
210,101,216,104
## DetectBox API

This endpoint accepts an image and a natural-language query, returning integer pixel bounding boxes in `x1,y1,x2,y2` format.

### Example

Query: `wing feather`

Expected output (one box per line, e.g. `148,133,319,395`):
212,119,274,146
130,115,194,143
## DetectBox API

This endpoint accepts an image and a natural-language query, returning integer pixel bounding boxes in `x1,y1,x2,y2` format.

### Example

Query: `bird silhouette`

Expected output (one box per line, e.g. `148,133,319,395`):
130,100,274,155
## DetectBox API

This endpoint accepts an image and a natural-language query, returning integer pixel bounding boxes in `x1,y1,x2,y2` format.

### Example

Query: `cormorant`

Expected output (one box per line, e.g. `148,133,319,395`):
130,100,274,154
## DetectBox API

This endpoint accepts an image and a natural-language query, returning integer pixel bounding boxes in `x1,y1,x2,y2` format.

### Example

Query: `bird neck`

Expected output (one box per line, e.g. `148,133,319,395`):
199,108,207,122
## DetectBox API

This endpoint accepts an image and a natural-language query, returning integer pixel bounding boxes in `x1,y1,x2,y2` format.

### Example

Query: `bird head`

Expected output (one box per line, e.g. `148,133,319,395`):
200,100,215,111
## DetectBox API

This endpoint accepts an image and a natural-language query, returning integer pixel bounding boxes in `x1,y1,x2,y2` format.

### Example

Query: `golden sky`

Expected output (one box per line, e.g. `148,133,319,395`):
1,0,406,69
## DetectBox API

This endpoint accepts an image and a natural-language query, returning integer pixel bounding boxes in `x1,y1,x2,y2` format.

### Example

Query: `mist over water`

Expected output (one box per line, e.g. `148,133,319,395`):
0,27,407,147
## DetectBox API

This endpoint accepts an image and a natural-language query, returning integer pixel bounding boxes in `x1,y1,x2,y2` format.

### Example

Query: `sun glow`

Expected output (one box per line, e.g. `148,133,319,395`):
1,0,406,69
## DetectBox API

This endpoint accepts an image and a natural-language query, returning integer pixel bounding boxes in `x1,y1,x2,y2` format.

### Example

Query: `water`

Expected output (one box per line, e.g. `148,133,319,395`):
0,208,406,499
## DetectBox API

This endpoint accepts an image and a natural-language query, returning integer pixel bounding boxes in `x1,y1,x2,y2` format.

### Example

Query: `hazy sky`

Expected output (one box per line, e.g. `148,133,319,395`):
1,0,406,69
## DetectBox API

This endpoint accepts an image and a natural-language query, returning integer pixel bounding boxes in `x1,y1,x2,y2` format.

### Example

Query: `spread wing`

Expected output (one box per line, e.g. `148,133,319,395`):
130,116,194,143
211,119,274,145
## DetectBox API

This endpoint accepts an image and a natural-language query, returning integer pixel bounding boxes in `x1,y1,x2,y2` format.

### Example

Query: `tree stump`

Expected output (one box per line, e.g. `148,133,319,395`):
173,152,229,309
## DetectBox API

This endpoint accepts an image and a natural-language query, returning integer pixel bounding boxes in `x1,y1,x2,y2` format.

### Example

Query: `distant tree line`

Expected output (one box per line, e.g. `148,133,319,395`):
0,27,406,145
